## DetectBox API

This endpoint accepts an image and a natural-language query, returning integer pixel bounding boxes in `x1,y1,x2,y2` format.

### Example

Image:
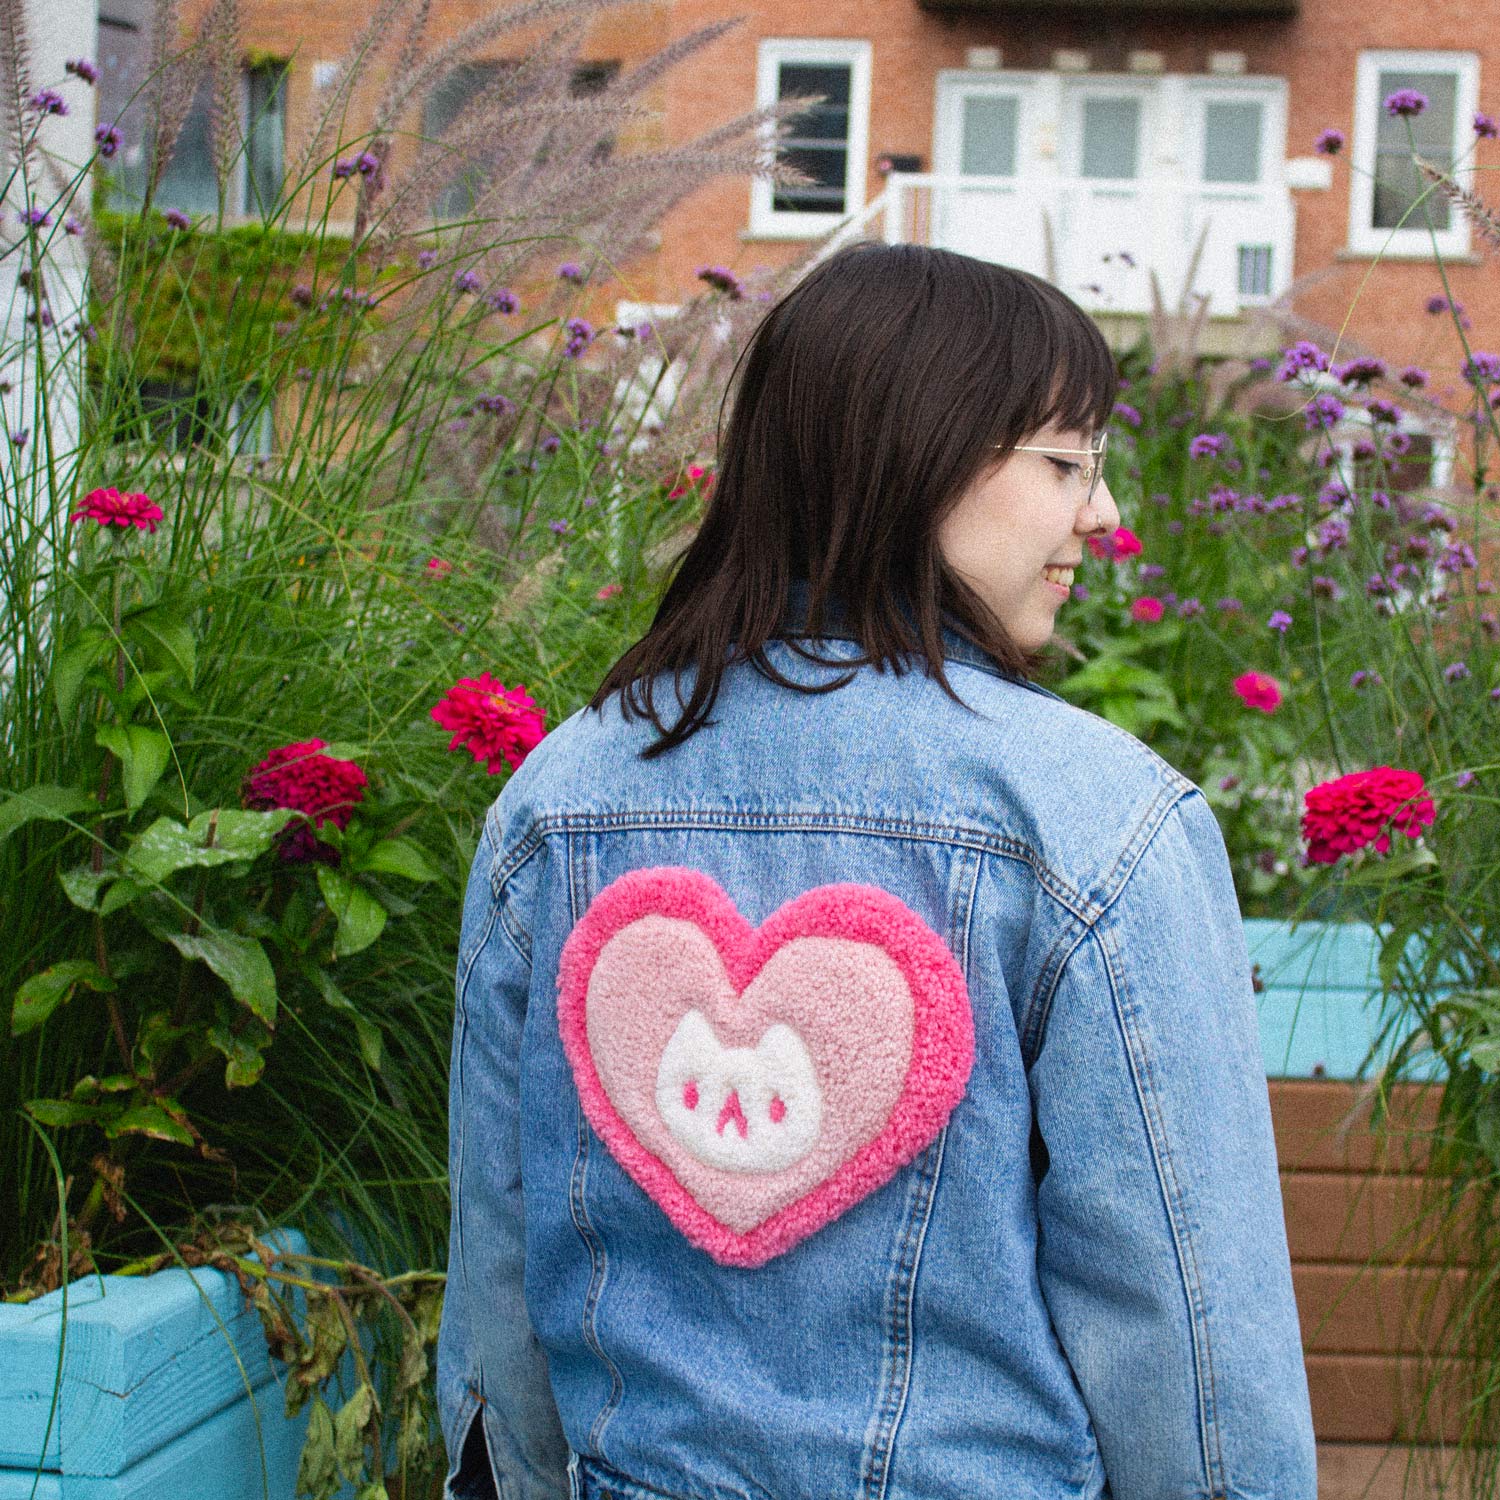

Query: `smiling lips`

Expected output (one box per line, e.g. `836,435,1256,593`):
1041,564,1075,589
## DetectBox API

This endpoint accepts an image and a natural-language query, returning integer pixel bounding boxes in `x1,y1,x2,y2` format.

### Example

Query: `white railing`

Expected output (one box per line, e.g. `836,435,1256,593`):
816,172,1297,318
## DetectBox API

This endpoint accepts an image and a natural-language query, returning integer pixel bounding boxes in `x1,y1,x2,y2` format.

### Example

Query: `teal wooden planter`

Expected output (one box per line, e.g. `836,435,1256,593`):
0,1227,341,1500
0,921,1462,1496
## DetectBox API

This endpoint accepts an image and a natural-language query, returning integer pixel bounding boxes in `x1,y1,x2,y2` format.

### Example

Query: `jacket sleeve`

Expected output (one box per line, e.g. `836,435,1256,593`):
436,809,569,1500
1028,788,1318,1500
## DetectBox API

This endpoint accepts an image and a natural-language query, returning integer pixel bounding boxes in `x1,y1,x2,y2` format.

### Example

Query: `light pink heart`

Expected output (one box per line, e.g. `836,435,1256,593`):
556,867,975,1267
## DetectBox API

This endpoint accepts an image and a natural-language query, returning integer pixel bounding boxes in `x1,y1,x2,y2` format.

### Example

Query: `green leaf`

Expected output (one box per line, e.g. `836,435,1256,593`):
164,930,278,1025
125,816,251,884
316,867,387,957
355,836,438,884
310,973,381,1069
25,1097,106,1128
96,725,173,812
297,1396,339,1499
206,1022,266,1087
333,1384,376,1480
186,806,296,861
126,607,197,685
0,785,94,845
58,863,113,912
12,959,115,1036
104,1102,194,1147
51,631,111,720
99,877,145,916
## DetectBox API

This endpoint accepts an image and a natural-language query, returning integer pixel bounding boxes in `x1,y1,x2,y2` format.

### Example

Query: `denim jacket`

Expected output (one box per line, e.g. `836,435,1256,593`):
437,596,1317,1500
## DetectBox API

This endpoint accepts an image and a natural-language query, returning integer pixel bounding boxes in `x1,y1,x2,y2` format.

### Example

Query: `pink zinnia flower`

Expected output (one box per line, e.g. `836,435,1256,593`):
242,737,368,864
1301,767,1435,865
596,582,622,600
667,463,714,501
424,557,452,578
1130,596,1164,622
70,486,164,533
1232,671,1283,713
431,673,546,775
1086,525,1142,562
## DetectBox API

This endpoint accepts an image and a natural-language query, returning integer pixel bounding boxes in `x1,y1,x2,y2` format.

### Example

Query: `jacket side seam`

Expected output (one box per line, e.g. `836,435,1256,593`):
563,831,625,1463
1094,892,1226,1497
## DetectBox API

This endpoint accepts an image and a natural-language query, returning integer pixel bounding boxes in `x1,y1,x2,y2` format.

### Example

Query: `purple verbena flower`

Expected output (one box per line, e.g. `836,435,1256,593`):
1438,541,1477,573
163,207,192,231
1455,770,1476,788
454,269,482,294
1176,597,1204,618
1385,89,1428,117
1216,597,1243,613
1304,394,1344,431
1426,294,1462,316
1290,544,1310,568
1317,515,1351,552
355,150,380,176
1476,111,1499,139
65,57,99,85
94,122,121,158
540,434,561,454
1463,351,1500,384
10,428,28,449
1278,340,1330,381
696,264,745,299
1366,398,1401,424
332,158,357,179
557,261,586,284
1189,432,1228,458
1334,356,1385,385
485,287,519,314
475,393,514,416
1315,127,1345,155
1311,575,1343,599
1399,365,1428,388
31,89,68,117
1350,668,1382,688
1444,660,1471,682
549,518,572,535
1268,609,1294,632
416,249,438,269
22,206,50,227
563,316,594,358
1112,401,1143,428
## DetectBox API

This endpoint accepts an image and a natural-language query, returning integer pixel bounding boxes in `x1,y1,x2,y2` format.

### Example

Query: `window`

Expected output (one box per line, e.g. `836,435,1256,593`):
1348,50,1479,257
425,61,621,220
750,39,872,238
1203,101,1263,184
107,58,287,218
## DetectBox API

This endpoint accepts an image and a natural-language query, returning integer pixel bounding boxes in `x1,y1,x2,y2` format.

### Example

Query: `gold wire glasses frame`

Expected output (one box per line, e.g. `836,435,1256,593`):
1006,430,1110,510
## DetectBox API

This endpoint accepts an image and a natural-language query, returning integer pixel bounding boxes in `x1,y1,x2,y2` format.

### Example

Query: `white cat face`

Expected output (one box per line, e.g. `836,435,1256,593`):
655,1009,823,1173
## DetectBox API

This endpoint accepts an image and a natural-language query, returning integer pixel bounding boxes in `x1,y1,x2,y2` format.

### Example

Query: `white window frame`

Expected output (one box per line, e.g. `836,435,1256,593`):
1186,78,1286,191
1348,49,1479,259
750,38,872,239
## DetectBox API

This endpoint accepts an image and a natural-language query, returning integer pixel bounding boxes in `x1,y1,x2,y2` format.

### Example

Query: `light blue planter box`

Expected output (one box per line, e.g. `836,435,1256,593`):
0,920,1463,1495
1247,918,1456,1082
0,1227,356,1500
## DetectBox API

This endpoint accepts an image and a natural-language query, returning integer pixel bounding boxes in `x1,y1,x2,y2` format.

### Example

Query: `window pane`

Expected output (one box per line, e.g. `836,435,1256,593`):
960,96,1018,176
155,76,219,216
245,63,286,216
1080,98,1140,179
1372,70,1456,230
424,61,510,220
1204,101,1263,184
774,61,851,212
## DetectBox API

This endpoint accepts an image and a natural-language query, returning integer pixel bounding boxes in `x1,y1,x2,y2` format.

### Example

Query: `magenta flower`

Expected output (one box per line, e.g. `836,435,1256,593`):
1314,128,1345,155
430,673,547,775
242,738,368,865
1385,89,1428,118
1129,596,1164,623
1233,671,1282,713
70,486,165,533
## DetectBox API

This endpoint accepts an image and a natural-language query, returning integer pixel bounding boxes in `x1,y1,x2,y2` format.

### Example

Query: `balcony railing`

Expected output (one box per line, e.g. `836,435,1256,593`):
818,172,1297,317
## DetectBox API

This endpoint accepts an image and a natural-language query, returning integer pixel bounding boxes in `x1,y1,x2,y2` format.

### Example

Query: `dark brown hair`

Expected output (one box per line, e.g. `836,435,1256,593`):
590,241,1118,757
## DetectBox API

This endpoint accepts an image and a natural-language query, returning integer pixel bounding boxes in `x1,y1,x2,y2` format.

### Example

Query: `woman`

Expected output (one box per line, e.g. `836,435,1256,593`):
437,243,1317,1500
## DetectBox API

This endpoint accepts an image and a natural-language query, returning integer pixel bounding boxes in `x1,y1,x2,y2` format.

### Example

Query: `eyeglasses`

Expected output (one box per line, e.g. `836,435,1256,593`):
1005,430,1110,511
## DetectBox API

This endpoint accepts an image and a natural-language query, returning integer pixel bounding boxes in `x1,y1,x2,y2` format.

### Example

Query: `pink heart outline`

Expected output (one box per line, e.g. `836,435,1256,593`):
556,866,975,1268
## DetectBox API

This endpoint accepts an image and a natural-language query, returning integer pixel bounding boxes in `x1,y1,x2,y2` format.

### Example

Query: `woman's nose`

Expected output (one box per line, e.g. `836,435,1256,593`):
1081,478,1121,533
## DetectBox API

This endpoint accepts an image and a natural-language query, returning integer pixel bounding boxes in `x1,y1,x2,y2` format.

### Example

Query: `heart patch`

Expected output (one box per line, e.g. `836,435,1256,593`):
556,867,974,1267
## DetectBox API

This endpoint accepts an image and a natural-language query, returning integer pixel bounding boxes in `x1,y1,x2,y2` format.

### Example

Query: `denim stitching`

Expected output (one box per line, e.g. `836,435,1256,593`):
492,812,1097,921
564,832,624,1461
1094,907,1225,1496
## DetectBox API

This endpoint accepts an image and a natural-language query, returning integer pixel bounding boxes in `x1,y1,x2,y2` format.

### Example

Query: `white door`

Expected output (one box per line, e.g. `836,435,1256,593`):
931,76,1045,275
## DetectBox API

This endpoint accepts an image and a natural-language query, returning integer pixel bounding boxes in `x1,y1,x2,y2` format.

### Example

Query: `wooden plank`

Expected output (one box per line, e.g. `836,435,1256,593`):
0,1379,308,1500
1281,1172,1482,1267
1316,1442,1495,1500
1270,1081,1444,1175
1293,1263,1468,1355
1306,1352,1482,1445
0,1229,309,1476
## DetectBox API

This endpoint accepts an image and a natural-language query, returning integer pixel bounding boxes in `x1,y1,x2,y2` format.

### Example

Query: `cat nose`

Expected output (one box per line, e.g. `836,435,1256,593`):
716,1088,749,1139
